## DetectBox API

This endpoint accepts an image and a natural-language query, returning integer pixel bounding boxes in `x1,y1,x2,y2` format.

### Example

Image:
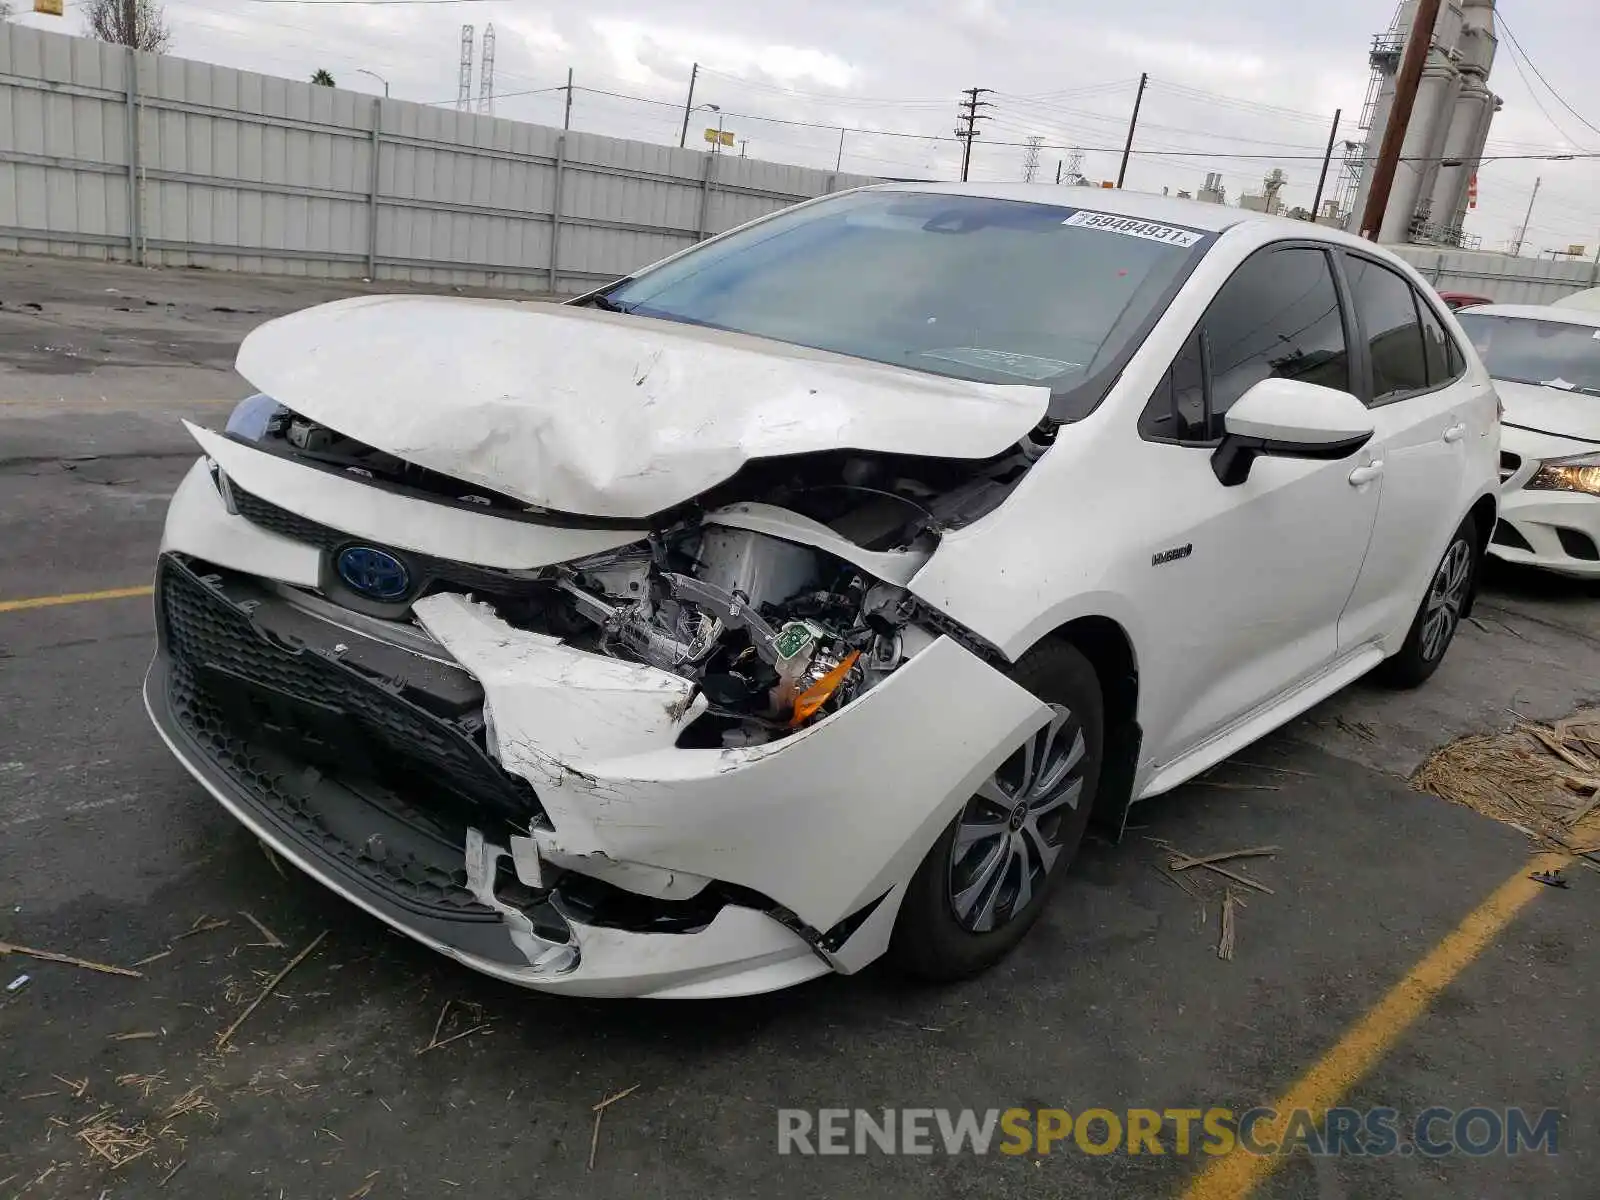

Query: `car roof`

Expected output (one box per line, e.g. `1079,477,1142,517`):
1458,303,1600,329
863,182,1422,257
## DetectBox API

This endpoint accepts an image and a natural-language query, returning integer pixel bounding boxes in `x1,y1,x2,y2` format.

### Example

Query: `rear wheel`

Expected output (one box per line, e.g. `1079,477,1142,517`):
1377,514,1477,688
889,640,1103,981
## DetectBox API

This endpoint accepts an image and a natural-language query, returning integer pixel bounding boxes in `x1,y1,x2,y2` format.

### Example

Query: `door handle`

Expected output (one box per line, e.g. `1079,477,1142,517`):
1443,421,1466,443
1348,461,1384,486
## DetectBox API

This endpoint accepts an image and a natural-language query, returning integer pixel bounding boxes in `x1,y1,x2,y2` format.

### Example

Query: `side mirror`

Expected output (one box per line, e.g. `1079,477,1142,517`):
1211,377,1375,486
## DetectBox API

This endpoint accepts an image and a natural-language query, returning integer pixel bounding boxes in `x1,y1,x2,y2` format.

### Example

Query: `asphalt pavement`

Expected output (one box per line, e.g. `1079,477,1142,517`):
0,255,1595,1199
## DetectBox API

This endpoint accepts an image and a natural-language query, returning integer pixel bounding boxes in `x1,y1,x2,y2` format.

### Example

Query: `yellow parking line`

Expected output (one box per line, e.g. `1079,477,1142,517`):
1181,848,1570,1200
0,585,153,614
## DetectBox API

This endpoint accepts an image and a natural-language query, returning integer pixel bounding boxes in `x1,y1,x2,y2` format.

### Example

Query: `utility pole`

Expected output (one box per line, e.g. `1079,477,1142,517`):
1116,72,1148,189
1358,0,1442,240
1309,107,1342,222
1055,159,1063,185
835,128,846,172
1509,176,1541,257
955,87,992,183
563,67,573,130
678,62,699,149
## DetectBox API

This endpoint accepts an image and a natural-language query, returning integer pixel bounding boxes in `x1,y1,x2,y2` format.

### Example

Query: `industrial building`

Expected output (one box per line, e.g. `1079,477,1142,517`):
1342,0,1502,245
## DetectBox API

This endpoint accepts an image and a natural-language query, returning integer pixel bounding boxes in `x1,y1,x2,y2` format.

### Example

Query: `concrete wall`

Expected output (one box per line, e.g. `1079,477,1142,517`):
0,24,879,293
1391,245,1600,306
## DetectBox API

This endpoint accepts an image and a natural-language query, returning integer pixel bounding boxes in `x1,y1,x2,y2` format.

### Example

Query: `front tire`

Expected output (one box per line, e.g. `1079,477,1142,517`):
1377,514,1477,689
889,640,1104,982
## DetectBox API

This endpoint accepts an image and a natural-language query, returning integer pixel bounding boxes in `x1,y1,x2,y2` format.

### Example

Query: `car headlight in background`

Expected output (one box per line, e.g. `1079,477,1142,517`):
1527,452,1600,497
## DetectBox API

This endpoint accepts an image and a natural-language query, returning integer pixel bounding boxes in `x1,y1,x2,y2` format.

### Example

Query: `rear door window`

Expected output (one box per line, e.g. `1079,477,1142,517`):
1345,256,1429,400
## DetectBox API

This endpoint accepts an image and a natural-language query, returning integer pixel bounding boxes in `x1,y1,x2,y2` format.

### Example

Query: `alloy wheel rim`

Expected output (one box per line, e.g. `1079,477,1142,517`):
1420,537,1472,662
947,704,1086,933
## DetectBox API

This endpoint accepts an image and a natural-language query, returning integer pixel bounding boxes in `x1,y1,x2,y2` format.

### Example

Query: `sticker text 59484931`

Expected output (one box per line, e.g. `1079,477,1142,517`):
1062,211,1203,248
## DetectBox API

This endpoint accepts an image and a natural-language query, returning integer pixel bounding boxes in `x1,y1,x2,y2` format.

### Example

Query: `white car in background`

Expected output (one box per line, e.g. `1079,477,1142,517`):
146,185,1500,998
1457,304,1600,577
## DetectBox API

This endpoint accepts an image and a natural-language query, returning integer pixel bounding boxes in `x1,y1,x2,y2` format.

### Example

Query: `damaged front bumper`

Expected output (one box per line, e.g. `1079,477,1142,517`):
148,465,1051,998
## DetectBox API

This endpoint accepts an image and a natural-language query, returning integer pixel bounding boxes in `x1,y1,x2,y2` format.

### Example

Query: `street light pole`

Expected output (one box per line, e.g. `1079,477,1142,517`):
355,68,389,97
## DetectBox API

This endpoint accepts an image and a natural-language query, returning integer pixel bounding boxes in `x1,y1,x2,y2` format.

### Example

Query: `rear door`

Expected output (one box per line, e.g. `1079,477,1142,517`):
1336,254,1481,650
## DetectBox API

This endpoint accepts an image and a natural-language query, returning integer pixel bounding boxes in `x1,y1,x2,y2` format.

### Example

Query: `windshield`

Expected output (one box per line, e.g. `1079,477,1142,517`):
599,190,1211,409
1456,312,1600,396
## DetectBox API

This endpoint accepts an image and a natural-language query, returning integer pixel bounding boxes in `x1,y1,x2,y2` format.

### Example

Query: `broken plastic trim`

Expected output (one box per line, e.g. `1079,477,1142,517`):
464,828,577,973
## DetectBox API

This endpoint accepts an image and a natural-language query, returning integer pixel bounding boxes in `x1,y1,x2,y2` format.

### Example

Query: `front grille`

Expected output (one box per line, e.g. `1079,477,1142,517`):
1499,451,1522,483
168,655,495,917
226,479,535,596
228,479,336,546
158,556,540,824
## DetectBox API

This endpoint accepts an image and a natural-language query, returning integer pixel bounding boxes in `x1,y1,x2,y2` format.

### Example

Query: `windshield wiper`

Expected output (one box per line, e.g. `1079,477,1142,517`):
586,292,630,313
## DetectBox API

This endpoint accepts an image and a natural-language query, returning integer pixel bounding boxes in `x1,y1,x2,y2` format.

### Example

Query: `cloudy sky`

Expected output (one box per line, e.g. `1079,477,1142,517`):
13,0,1600,255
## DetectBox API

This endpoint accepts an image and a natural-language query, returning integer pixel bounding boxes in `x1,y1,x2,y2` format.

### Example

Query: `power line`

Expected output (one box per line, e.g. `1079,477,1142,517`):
497,83,1600,162
692,67,951,108
991,107,1326,152
1496,13,1600,142
1496,28,1592,149
1144,79,1331,124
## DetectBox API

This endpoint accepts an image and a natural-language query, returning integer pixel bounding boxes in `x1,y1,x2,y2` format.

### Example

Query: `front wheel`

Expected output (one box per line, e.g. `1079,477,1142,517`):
888,640,1103,982
1377,514,1478,689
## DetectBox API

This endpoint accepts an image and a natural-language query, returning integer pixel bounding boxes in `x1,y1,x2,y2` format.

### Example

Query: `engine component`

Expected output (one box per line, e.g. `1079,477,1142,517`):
790,650,861,726
694,528,818,611
554,577,719,671
860,582,917,635
661,573,784,663
527,518,929,739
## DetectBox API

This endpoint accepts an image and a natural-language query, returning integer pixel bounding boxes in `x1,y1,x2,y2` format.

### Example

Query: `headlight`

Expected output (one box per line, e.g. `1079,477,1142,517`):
224,393,285,442
1527,452,1600,497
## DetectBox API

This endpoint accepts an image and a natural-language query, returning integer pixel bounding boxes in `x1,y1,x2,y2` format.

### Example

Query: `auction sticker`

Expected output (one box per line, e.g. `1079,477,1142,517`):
1062,210,1203,247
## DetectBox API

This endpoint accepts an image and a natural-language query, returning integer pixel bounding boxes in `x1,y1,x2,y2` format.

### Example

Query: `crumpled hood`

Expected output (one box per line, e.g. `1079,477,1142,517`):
1496,378,1600,445
235,296,1050,519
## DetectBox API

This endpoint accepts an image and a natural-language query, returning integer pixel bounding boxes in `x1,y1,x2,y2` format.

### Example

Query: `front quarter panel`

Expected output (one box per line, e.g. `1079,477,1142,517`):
906,223,1270,664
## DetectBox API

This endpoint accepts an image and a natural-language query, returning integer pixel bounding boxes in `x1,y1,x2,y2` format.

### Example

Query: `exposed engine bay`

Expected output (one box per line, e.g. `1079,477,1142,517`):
230,402,1057,745
550,528,925,745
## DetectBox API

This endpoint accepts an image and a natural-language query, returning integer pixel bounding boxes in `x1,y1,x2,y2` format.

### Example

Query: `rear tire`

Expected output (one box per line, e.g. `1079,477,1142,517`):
1376,514,1478,689
889,640,1103,982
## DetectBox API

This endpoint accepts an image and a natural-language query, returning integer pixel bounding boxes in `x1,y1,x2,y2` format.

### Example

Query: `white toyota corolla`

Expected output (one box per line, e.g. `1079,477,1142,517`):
1454,304,1600,577
146,185,1500,998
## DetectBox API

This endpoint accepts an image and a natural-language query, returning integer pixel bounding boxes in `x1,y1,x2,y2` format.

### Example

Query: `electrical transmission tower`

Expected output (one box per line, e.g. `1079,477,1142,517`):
954,87,992,182
1021,136,1043,183
1064,148,1085,185
477,23,496,115
456,25,474,112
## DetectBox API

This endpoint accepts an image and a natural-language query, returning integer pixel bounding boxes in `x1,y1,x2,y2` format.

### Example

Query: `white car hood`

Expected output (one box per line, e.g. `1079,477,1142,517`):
234,296,1050,519
1496,378,1600,444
